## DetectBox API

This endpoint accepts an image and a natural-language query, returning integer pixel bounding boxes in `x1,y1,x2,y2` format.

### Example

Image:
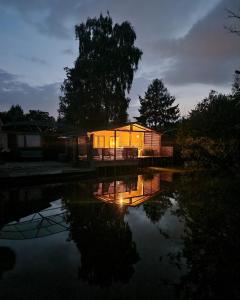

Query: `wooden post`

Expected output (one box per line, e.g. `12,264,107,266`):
72,136,77,164
76,136,79,161
114,130,116,161
87,134,94,168
129,124,133,160
114,179,117,202
151,131,153,166
129,128,132,147
159,134,161,156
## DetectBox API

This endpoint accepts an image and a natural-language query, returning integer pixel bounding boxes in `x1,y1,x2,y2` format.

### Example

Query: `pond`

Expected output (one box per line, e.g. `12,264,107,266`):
0,170,240,300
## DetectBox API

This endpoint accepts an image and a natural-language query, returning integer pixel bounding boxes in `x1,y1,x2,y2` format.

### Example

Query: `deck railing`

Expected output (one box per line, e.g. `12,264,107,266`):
92,148,138,160
78,146,173,161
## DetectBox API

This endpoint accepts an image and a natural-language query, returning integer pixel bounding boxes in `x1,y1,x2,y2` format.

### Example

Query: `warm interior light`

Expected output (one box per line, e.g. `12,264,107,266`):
119,195,123,206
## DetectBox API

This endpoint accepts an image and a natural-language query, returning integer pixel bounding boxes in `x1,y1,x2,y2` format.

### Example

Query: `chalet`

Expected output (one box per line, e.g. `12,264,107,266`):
75,122,173,163
0,121,64,161
59,122,173,166
1,120,173,164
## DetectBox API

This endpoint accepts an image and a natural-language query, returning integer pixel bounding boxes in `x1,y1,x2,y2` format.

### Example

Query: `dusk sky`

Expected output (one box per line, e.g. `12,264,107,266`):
0,0,240,119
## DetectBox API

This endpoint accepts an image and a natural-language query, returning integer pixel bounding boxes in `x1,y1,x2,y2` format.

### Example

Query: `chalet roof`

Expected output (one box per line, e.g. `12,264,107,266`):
59,122,162,138
88,122,161,134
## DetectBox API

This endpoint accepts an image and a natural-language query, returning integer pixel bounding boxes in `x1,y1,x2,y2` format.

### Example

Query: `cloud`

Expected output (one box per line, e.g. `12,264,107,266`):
0,0,88,38
0,68,18,82
0,0,236,116
19,55,49,65
61,48,74,55
0,0,221,40
150,0,240,85
0,69,60,116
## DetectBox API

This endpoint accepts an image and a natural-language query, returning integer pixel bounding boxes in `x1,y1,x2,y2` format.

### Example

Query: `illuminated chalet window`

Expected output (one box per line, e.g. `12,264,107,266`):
94,135,105,148
110,136,119,148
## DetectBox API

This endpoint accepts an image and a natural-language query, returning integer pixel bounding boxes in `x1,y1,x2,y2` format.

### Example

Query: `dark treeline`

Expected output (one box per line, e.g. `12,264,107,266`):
135,73,240,169
0,105,56,128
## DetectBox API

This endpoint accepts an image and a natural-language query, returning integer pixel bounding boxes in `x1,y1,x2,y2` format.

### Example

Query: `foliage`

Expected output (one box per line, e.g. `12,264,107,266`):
185,90,240,140
59,13,142,129
0,105,56,128
176,84,240,169
0,105,25,123
143,194,172,224
26,110,55,127
179,137,240,169
136,79,179,131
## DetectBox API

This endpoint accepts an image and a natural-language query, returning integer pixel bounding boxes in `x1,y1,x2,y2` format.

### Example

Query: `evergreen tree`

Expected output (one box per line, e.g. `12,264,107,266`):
59,13,142,129
136,79,179,131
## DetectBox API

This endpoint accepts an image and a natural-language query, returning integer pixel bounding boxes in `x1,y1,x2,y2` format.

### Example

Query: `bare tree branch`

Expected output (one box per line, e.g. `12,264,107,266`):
225,8,240,36
226,8,240,19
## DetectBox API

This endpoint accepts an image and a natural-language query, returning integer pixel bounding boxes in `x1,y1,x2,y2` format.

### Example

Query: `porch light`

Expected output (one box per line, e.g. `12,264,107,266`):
119,195,123,206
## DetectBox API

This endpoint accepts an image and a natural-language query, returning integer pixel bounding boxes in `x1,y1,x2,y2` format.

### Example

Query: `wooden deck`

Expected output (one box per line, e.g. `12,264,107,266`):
94,158,139,167
93,156,172,168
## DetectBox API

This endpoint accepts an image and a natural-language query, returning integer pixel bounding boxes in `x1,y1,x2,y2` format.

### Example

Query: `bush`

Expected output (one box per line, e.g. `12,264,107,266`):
179,137,240,169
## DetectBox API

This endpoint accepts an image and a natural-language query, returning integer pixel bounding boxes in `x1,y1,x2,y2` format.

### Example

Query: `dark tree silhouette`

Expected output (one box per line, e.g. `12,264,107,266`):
26,110,55,127
143,195,172,224
184,90,240,140
0,106,56,128
171,173,240,300
176,86,240,168
59,13,142,129
136,79,179,131
0,105,25,123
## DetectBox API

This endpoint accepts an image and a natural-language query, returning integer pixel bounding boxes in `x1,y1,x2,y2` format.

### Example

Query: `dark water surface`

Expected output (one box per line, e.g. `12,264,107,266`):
0,171,240,300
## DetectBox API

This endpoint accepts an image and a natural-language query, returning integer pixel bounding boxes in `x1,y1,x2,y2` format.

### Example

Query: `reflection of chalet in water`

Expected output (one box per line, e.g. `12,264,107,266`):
94,173,172,207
